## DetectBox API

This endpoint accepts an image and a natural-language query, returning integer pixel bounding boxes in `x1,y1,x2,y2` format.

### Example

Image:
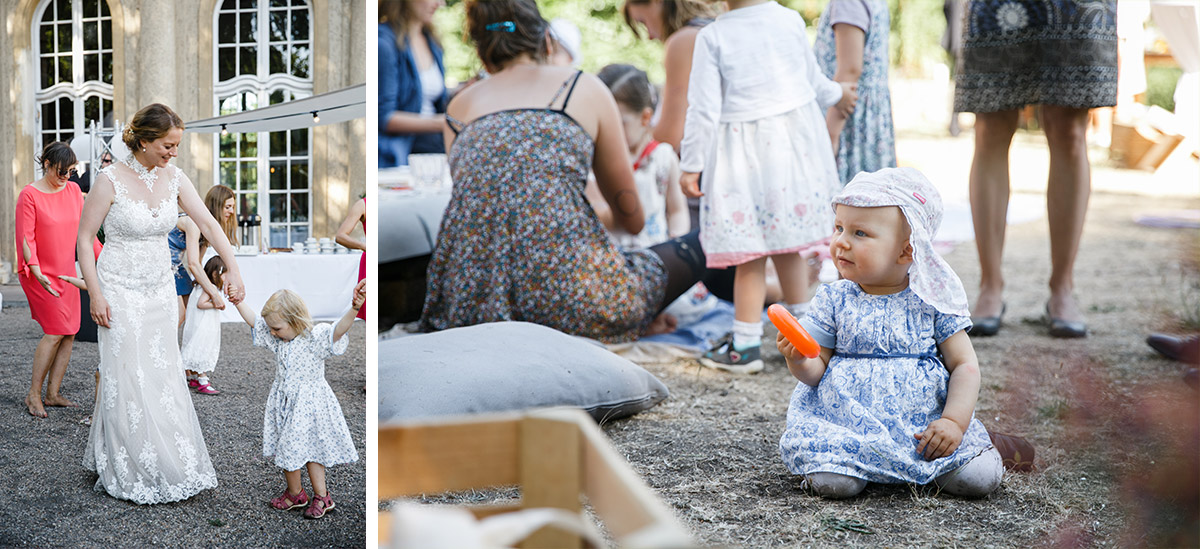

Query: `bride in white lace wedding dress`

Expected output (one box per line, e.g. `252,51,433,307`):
76,104,246,504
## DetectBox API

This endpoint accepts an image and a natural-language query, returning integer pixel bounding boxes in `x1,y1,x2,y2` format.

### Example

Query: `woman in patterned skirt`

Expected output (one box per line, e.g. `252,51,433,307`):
955,0,1116,338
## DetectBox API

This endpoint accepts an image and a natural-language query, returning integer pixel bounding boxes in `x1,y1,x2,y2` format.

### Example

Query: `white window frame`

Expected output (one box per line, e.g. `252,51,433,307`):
32,0,115,157
212,0,313,249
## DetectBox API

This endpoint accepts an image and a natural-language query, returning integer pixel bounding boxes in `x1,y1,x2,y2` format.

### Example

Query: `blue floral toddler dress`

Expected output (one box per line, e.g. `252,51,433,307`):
780,280,993,485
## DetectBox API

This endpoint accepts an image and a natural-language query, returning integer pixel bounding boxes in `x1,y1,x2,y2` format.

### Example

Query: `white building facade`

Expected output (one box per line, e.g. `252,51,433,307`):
1,0,366,265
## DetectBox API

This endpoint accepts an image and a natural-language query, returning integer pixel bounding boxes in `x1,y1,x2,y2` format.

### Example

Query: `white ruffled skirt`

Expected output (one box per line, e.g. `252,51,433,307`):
699,101,840,268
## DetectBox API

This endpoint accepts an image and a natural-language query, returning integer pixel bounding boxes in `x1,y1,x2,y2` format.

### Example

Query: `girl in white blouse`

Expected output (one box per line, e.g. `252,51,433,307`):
679,0,857,374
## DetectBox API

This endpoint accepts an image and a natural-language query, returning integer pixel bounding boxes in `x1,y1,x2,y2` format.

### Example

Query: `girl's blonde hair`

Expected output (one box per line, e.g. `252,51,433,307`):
260,289,313,335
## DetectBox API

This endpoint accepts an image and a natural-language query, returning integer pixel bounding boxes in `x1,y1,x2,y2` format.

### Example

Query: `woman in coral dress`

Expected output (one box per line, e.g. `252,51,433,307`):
16,142,99,418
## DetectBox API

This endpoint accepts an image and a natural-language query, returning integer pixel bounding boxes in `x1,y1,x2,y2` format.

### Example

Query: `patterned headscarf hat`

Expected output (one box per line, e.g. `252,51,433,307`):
832,167,969,317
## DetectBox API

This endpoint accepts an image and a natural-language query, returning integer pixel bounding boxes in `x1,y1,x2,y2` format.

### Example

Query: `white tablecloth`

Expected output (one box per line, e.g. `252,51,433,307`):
378,186,451,263
219,252,362,322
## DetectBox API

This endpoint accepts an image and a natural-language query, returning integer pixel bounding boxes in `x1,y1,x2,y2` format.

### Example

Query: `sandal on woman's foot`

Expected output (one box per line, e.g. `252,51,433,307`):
195,383,221,395
304,492,335,519
1045,302,1087,339
270,489,309,511
968,304,1006,337
989,432,1035,472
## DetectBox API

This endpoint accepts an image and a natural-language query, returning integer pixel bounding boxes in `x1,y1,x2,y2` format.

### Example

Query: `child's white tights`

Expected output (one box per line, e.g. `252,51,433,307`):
805,447,1003,499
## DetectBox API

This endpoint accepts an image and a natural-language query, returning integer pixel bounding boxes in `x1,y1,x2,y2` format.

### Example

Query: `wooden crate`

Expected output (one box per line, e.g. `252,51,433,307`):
1111,121,1186,171
379,408,695,548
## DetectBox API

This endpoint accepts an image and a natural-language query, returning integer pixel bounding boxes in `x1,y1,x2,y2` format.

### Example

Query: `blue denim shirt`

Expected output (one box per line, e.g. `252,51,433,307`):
378,23,448,168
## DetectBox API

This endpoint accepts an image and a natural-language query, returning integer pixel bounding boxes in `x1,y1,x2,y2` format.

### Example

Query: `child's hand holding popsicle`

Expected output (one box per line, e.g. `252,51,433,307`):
769,304,828,386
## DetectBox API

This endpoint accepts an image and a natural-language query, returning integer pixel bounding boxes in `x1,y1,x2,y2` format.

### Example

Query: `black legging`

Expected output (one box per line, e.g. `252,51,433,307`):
647,229,734,312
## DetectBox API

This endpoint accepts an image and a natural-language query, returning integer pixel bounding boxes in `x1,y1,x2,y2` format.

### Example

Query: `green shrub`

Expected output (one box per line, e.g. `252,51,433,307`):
1145,65,1181,112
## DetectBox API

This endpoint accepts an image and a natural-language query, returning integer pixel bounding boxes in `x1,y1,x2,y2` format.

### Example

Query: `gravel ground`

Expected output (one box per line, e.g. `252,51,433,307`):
0,313,366,547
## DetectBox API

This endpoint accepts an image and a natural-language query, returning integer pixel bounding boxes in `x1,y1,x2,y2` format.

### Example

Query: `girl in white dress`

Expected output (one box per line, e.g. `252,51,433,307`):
180,256,227,394
679,0,857,374
234,281,365,519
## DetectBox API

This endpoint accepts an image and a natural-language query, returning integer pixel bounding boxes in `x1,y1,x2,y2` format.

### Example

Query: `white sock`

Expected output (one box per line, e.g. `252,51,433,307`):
197,375,210,386
187,372,197,380
732,320,763,350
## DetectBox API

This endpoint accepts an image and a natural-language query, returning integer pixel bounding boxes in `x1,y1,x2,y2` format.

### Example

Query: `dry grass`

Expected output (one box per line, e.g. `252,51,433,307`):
592,191,1199,548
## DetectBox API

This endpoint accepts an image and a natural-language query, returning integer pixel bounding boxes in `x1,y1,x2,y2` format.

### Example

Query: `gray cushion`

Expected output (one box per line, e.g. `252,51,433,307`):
379,322,670,423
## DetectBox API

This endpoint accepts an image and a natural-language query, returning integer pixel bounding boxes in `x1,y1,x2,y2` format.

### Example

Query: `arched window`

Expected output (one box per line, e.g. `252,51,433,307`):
33,0,115,156
214,0,312,249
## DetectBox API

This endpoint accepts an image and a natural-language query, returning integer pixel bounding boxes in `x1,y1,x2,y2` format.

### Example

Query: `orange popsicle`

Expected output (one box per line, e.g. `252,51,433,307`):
768,304,820,358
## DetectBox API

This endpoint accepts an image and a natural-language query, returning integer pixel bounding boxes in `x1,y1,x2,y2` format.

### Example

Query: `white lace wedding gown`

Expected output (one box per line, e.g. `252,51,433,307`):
83,157,218,504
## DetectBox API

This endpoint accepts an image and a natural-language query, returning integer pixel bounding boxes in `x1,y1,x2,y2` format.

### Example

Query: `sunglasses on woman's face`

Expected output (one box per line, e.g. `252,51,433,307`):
56,166,78,177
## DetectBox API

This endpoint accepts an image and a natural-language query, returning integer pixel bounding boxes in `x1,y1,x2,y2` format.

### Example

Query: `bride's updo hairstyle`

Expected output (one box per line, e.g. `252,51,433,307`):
123,103,185,151
465,0,550,71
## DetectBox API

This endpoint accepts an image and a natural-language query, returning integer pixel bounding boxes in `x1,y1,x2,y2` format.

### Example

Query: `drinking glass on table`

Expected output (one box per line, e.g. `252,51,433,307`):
409,153,447,193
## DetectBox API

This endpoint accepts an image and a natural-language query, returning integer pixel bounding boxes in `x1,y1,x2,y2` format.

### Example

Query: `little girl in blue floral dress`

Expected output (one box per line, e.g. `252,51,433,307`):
777,168,1002,498
234,280,365,518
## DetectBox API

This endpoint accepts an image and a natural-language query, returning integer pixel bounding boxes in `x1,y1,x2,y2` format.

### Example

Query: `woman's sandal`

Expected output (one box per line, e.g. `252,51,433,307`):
969,303,1006,337
270,489,309,511
989,432,1035,472
304,492,335,519
1045,302,1087,339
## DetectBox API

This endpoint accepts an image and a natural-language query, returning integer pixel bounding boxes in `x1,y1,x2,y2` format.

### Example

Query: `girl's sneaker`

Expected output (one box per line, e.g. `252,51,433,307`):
187,378,200,390
699,335,764,374
270,489,309,511
195,384,220,395
304,492,335,519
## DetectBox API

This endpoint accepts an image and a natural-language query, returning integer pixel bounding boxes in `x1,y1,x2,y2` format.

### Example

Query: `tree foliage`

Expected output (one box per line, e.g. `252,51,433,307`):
430,0,949,86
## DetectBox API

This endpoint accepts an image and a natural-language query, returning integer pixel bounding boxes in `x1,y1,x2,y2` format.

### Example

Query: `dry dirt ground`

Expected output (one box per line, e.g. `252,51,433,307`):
593,170,1200,545
396,124,1200,547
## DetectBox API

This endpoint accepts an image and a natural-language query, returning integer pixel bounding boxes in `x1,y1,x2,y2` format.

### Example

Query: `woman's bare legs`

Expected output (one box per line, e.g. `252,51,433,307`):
968,109,1020,319
1040,105,1091,324
43,333,76,407
26,333,77,417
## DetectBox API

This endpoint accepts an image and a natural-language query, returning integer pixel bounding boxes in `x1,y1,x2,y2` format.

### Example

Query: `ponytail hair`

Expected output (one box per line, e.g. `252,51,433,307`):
598,64,658,113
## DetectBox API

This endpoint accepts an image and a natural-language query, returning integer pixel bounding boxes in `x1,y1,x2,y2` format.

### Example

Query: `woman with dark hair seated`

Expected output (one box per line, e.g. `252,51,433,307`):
419,0,727,343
